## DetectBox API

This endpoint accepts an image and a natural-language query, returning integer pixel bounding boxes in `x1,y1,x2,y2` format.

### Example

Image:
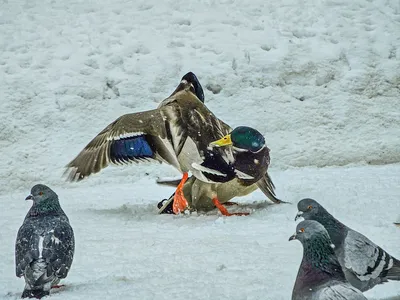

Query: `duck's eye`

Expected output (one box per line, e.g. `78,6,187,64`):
39,191,43,196
299,228,305,233
307,205,313,210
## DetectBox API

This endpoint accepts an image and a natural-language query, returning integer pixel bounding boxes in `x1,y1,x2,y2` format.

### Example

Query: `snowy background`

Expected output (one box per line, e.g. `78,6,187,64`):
0,0,399,299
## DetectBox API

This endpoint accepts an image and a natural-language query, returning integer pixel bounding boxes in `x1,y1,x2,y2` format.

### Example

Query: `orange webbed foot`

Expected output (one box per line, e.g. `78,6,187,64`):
212,198,249,216
172,172,189,214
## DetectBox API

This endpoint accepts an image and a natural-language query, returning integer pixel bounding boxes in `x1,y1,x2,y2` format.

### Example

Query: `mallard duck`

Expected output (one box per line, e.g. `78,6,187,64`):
64,73,248,213
157,127,282,216
154,74,282,216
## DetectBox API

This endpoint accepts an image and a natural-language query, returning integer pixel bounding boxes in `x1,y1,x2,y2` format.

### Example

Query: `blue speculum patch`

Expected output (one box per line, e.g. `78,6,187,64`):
110,135,154,162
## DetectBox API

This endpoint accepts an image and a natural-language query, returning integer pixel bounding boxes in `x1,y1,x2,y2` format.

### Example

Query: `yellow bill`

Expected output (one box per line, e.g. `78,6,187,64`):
209,134,232,147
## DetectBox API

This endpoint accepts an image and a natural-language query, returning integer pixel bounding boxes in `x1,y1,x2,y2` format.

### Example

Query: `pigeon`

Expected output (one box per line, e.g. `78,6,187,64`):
296,198,400,292
289,220,367,300
15,184,75,298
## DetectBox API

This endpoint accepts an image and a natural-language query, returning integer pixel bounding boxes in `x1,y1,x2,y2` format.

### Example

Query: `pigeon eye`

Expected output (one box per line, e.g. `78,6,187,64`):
299,228,305,233
307,205,313,210
39,192,43,196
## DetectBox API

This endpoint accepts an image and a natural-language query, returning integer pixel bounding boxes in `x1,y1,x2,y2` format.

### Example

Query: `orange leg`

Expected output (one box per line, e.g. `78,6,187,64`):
212,198,249,216
173,172,189,214
51,285,65,289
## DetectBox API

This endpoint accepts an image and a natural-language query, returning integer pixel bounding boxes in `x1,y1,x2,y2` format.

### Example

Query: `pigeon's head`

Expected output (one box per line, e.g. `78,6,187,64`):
210,126,265,153
26,184,58,204
295,198,324,221
289,220,330,243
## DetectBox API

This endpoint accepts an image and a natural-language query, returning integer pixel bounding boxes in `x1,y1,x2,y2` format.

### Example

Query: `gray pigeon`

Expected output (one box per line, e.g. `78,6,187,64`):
290,220,367,300
296,198,400,292
15,184,75,298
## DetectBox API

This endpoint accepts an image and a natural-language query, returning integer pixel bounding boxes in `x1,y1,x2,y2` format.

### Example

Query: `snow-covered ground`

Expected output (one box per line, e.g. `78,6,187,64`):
1,0,399,299
2,166,400,300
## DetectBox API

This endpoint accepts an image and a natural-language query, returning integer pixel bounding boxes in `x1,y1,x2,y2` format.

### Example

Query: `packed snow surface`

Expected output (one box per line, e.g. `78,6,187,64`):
0,0,399,299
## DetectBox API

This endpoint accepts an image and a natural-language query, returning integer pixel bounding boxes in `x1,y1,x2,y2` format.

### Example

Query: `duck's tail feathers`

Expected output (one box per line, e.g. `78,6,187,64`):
256,173,288,204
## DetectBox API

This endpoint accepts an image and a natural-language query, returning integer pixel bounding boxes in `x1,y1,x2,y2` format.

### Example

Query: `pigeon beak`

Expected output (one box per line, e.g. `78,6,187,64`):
289,233,297,241
25,195,33,201
295,211,303,221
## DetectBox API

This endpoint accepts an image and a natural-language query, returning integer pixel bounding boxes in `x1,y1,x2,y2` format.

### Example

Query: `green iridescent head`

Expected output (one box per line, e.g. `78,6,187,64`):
210,126,265,152
231,126,265,152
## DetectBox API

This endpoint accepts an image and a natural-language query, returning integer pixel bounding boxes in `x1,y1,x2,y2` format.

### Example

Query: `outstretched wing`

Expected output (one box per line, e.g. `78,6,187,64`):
65,109,179,181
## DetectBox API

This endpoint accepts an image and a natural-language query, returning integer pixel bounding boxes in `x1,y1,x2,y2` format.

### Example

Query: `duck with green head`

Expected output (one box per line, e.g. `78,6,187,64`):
159,125,281,216
197,126,273,215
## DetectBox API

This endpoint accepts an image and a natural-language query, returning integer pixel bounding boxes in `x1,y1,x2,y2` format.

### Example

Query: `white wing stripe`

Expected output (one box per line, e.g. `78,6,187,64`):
107,132,145,141
191,163,227,177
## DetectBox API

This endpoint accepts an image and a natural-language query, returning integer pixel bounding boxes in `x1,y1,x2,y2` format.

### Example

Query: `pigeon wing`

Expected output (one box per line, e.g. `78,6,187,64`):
15,221,36,277
40,220,75,281
344,230,393,282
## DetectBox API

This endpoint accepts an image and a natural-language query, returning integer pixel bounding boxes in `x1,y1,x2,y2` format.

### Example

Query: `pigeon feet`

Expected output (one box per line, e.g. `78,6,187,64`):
212,198,249,216
173,172,189,214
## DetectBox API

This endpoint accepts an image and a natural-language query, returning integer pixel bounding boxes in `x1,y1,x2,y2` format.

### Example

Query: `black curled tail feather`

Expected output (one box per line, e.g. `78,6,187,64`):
21,289,49,299
387,258,400,280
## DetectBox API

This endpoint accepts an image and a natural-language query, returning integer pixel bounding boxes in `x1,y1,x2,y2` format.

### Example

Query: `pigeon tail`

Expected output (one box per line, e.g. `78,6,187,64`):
387,258,400,280
21,288,49,299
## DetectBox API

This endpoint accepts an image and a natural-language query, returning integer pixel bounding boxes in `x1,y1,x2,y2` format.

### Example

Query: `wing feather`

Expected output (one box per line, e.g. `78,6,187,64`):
65,109,170,181
344,230,392,282
15,223,36,277
42,221,75,281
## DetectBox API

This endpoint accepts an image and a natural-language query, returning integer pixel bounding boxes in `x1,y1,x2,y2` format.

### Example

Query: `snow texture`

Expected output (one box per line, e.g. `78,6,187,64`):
0,0,400,299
